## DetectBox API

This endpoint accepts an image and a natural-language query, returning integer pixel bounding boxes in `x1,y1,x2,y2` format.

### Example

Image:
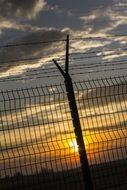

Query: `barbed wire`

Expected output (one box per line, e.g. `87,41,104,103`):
0,67,126,83
0,36,127,83
0,39,66,49
71,67,127,76
70,35,127,41
0,46,127,68
1,59,127,78
1,34,127,49
0,55,65,67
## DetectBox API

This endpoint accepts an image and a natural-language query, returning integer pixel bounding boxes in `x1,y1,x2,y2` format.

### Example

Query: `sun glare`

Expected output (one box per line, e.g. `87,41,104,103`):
69,139,79,152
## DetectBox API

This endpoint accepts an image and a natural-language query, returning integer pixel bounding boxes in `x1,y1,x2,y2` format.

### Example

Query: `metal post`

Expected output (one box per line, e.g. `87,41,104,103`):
65,35,69,74
64,74,94,190
53,35,94,190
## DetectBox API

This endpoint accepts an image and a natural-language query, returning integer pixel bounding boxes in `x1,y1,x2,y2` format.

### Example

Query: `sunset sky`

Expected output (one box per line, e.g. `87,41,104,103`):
0,0,127,178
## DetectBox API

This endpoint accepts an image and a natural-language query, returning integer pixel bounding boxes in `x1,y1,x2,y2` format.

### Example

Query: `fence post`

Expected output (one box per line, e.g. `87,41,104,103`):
53,35,94,190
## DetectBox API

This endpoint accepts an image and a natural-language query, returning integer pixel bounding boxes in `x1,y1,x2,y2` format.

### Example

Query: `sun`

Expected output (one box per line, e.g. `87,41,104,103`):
69,139,79,152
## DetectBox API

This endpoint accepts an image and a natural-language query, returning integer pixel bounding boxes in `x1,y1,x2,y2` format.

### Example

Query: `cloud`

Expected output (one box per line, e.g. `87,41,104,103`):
1,0,127,81
0,19,32,31
0,28,66,73
82,1,127,34
47,0,114,15
0,0,46,20
33,0,115,31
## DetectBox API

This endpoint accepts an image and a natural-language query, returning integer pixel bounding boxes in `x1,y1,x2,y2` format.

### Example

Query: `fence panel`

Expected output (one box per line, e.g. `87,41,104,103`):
0,84,84,190
75,76,127,190
0,76,127,190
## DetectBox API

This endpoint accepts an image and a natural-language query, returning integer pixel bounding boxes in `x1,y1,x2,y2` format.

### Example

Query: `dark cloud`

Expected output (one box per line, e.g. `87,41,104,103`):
0,0,46,20
83,0,114,12
31,0,115,31
0,0,120,33
109,23,127,35
90,15,112,33
0,29,66,71
47,0,114,15
0,0,126,76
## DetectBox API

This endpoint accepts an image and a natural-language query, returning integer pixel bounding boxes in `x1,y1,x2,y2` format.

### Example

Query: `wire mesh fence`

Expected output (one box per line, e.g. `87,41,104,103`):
0,76,127,190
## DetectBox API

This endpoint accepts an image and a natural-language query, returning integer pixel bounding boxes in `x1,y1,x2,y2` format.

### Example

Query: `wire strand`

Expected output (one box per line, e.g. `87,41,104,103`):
0,47,127,67
0,39,66,48
0,67,126,83
1,59,127,77
1,34,127,49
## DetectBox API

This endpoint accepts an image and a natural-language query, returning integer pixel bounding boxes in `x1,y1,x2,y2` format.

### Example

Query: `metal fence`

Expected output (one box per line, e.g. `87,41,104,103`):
0,76,127,190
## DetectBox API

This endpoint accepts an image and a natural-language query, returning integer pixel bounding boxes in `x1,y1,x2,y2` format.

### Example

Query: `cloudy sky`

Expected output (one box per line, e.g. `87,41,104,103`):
0,0,127,89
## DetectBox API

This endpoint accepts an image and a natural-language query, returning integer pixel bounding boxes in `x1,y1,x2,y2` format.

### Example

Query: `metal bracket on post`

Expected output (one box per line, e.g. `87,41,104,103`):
53,35,94,190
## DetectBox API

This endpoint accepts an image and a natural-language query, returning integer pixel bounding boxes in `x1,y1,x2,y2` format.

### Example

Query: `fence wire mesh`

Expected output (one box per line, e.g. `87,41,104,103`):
0,76,127,190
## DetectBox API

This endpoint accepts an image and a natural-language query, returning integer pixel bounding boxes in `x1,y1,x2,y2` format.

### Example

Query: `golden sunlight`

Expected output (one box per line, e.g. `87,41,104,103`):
69,139,79,152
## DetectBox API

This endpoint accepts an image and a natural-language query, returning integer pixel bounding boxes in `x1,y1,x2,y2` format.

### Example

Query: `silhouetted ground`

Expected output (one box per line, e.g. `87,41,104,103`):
0,160,127,190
